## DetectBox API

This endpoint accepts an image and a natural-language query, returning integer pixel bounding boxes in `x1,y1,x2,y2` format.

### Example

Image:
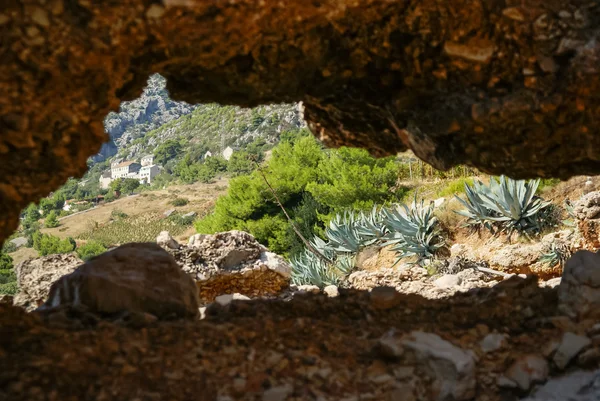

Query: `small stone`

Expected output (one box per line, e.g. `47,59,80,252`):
502,7,526,21
377,330,404,358
370,286,401,310
553,332,592,369
400,331,476,400
323,285,339,298
31,7,50,27
589,323,600,336
577,347,600,367
156,231,179,250
480,333,508,353
262,384,293,401
497,376,517,388
434,274,462,289
215,293,251,306
26,26,40,37
444,40,495,63
296,285,320,294
505,355,549,391
198,307,206,320
146,4,165,19
233,377,247,392
163,209,176,217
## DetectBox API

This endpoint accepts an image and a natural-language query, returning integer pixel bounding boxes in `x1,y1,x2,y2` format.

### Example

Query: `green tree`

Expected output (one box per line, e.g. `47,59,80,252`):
32,232,76,256
121,178,140,194
227,151,255,176
306,147,401,213
76,241,107,261
109,178,123,193
195,135,407,256
44,211,59,228
154,139,182,165
22,204,41,229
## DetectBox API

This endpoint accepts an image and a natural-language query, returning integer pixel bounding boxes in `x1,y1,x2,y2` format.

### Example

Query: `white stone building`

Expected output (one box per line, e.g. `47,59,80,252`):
141,154,154,166
139,165,161,184
99,171,112,189
111,161,141,179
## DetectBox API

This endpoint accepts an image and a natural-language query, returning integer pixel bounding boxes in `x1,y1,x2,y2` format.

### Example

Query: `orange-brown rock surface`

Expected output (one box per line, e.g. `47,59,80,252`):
2,0,600,241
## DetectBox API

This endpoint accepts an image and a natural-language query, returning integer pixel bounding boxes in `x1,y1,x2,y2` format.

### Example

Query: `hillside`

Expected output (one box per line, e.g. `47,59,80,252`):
98,74,196,161
100,74,304,165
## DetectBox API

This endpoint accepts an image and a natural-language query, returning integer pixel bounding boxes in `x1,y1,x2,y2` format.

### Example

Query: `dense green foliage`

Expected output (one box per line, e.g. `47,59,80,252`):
22,204,41,229
154,139,182,166
196,135,406,256
44,211,59,228
32,232,76,256
76,241,107,261
173,155,228,184
0,253,17,294
0,252,13,270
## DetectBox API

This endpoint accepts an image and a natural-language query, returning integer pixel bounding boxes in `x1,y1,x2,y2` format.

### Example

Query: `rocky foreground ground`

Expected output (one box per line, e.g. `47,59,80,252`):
1,272,599,401
1,236,600,400
3,192,600,400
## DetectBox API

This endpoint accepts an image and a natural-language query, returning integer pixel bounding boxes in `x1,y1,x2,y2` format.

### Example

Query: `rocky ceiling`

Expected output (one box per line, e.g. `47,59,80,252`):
1,0,599,241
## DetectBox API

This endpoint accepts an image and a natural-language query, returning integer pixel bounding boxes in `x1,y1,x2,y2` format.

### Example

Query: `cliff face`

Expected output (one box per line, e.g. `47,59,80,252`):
98,74,195,162
1,0,600,241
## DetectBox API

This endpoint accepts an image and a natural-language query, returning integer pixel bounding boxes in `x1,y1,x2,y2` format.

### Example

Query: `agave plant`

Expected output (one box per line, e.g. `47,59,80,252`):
382,198,444,264
290,249,340,287
291,237,356,287
355,205,388,246
324,212,361,253
539,241,572,268
455,176,551,236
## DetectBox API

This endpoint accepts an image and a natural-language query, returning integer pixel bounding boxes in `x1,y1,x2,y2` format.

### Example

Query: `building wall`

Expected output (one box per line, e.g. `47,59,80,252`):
111,163,141,179
139,165,160,183
99,176,112,189
141,155,154,167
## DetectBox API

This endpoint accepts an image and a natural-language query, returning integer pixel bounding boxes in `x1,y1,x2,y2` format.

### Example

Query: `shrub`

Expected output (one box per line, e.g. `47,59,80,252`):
111,209,128,220
2,241,17,254
121,178,141,194
0,252,13,270
227,151,255,176
0,281,18,296
455,176,551,236
32,232,76,256
76,240,107,261
44,210,59,228
170,197,189,207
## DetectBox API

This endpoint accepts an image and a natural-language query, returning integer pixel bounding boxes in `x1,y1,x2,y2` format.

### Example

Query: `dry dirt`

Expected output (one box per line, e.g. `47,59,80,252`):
40,179,229,243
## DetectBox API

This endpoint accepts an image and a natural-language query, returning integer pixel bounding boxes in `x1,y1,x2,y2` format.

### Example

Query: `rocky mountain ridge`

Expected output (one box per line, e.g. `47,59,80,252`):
97,74,304,164
97,74,196,162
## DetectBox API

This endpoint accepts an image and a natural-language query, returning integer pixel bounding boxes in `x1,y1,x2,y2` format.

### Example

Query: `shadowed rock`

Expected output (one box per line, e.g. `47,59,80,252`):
2,0,600,241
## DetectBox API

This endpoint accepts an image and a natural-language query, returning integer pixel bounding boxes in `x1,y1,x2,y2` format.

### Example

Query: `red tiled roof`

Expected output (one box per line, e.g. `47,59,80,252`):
114,161,137,168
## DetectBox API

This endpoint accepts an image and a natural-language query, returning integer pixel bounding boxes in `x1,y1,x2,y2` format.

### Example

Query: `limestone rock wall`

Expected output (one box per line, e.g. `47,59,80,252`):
1,0,600,241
